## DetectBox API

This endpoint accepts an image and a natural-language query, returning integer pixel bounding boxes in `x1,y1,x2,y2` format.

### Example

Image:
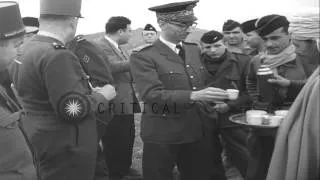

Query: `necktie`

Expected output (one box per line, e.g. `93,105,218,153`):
176,44,185,60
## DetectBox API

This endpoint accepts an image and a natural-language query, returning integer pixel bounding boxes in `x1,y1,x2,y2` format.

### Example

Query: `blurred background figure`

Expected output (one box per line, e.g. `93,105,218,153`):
241,18,266,56
222,19,247,54
142,23,158,44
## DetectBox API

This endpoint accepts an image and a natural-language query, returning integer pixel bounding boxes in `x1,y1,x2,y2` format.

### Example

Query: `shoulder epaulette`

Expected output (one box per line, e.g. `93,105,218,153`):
75,35,86,42
52,42,66,49
132,44,153,52
183,41,198,46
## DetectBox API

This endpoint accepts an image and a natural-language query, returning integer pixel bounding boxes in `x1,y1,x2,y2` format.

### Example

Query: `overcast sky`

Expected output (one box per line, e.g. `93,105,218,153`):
7,0,320,35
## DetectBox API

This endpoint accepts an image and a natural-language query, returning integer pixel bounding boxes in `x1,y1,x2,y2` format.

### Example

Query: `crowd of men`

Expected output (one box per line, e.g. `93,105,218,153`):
0,0,319,180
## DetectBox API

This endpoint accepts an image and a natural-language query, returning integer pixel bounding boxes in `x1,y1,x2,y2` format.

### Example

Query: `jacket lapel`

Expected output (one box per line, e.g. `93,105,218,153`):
154,40,184,64
102,37,127,61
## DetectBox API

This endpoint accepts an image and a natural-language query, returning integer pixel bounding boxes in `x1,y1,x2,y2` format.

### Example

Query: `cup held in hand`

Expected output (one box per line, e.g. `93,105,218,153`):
226,89,239,100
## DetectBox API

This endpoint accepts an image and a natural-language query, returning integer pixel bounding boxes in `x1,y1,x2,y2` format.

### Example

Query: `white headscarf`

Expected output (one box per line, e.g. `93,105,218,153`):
289,12,319,43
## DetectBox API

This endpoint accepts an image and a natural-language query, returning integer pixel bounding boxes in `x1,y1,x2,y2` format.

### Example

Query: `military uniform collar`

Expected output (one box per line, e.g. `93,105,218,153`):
159,35,181,54
37,31,65,45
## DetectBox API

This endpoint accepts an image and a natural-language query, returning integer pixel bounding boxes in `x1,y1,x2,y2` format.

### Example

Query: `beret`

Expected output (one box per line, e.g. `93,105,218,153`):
201,30,223,44
256,14,289,36
223,19,241,31
241,18,258,34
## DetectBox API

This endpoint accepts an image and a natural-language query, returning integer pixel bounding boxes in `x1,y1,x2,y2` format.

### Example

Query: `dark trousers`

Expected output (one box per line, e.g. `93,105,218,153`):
220,127,250,177
101,114,135,177
143,133,225,180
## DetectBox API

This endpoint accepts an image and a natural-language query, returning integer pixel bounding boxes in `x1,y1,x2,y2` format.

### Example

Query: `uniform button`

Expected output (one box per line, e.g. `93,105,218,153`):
162,114,167,117
190,75,194,79
192,87,197,90
169,71,173,74
186,64,190,68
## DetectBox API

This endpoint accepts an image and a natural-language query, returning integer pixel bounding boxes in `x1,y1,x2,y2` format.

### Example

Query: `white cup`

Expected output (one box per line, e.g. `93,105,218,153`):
247,114,263,125
275,110,289,117
269,116,284,126
226,89,239,100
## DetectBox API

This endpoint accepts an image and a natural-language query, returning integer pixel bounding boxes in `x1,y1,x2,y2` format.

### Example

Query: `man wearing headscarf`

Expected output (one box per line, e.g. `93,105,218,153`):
266,14,319,179
289,13,319,77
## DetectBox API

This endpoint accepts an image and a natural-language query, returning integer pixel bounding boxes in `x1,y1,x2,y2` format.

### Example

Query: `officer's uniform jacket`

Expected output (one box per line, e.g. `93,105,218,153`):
9,35,111,180
10,35,109,121
93,36,140,115
130,39,209,144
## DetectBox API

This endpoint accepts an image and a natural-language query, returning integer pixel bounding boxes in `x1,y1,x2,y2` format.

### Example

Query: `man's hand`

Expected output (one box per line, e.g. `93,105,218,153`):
213,102,230,113
190,87,228,102
268,74,290,87
95,84,116,100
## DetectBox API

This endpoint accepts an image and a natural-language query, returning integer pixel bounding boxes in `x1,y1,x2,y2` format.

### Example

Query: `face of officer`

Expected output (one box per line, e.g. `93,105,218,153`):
262,27,290,55
0,36,23,73
160,21,196,43
223,27,244,46
67,17,79,42
118,24,132,45
200,40,227,59
142,30,157,44
246,31,264,49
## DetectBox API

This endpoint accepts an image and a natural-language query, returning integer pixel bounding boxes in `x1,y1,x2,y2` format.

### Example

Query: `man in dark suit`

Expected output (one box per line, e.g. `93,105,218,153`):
93,16,141,180
130,1,229,180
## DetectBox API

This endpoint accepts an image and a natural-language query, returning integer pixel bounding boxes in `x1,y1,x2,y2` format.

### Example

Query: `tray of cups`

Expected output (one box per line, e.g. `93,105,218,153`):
229,110,288,128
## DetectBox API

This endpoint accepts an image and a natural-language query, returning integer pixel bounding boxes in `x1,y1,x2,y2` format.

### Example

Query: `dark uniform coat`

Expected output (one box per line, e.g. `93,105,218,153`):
0,85,37,180
130,40,209,144
202,51,252,176
9,35,110,180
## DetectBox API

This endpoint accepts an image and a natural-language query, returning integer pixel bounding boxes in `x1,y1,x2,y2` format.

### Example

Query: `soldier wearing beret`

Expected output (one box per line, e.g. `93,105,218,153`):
8,0,116,179
142,23,158,44
130,1,229,179
199,30,252,178
0,2,37,179
241,18,266,56
222,19,247,54
245,14,307,180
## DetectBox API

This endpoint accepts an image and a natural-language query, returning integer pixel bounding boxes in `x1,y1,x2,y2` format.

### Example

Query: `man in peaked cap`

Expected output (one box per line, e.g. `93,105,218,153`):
130,1,229,180
245,14,307,180
199,30,252,178
8,0,117,180
142,23,158,44
0,2,37,180
223,19,247,54
241,18,266,56
22,17,39,34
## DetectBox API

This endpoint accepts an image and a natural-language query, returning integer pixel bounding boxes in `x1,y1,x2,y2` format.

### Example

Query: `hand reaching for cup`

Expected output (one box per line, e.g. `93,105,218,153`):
190,87,228,102
267,73,290,87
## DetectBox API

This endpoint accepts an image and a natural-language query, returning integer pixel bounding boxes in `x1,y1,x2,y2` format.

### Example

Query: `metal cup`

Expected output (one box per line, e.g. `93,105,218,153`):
257,66,275,103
